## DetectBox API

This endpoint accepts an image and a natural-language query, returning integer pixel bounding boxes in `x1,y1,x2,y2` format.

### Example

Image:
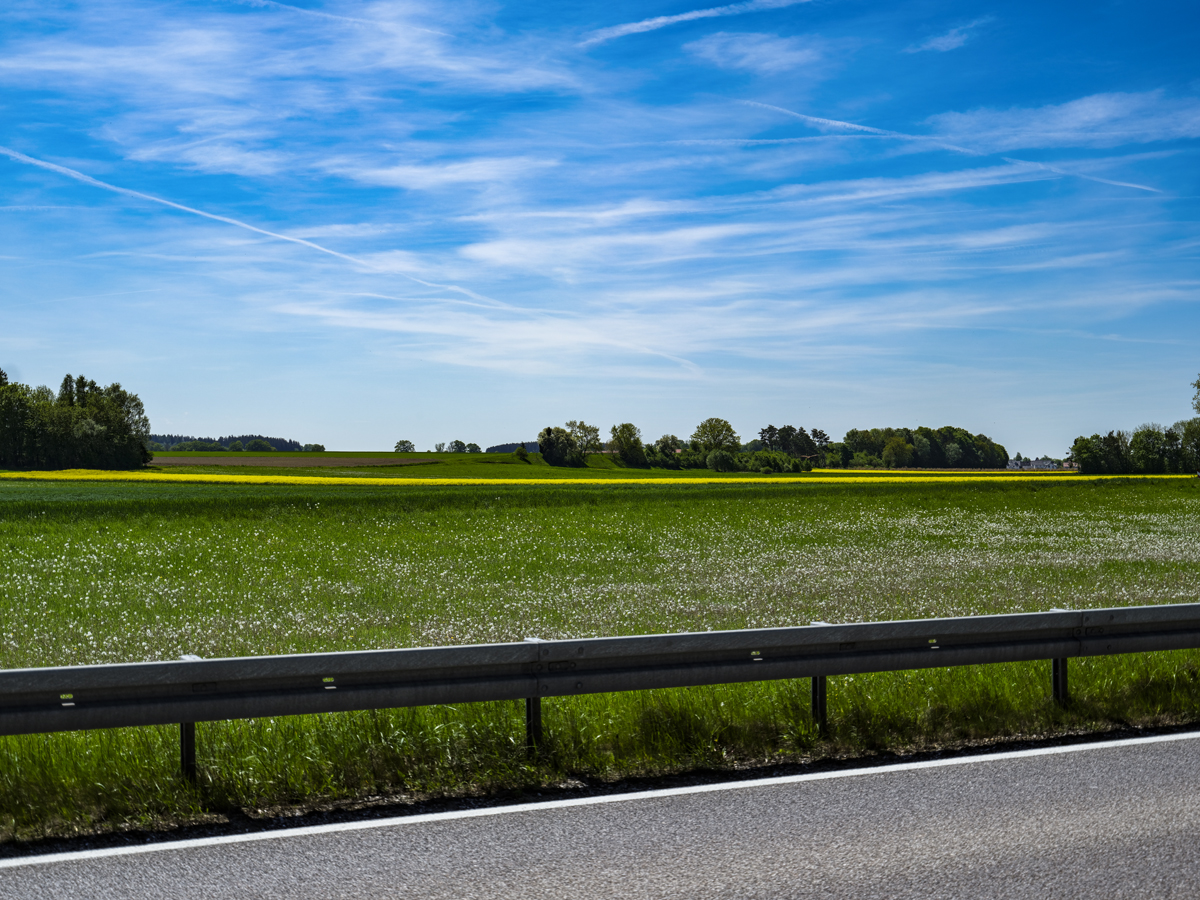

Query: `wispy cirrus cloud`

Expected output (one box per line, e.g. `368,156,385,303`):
685,32,824,75
904,16,995,53
744,100,1164,191
580,0,810,47
927,91,1200,150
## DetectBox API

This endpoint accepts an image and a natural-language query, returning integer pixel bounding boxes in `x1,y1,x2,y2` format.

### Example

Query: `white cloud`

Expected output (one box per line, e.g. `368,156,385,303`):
581,0,810,47
339,157,559,190
685,32,822,75
904,17,994,53
927,91,1200,150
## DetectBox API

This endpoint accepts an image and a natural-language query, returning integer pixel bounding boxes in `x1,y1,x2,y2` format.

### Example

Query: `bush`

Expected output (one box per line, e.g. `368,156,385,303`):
303,443,325,452
514,445,529,462
706,449,736,472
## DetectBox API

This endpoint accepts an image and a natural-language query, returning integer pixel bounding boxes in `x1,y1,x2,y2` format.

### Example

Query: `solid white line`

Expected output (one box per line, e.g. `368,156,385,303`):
3,729,1198,870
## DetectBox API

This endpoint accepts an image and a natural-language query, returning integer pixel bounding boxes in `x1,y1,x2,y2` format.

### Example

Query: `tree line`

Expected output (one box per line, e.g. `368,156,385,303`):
149,434,321,452
527,418,1007,472
0,371,151,469
1069,375,1200,475
824,426,1008,470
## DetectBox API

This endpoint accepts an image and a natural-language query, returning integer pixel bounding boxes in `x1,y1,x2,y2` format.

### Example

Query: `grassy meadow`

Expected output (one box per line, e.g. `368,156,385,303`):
1,473,1199,841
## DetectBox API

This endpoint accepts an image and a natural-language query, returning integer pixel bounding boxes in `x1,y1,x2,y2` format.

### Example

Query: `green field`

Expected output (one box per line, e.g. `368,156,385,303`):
2,476,1199,841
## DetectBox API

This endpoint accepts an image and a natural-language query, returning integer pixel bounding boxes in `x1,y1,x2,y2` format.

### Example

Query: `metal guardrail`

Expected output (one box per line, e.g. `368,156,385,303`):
3,602,1200,780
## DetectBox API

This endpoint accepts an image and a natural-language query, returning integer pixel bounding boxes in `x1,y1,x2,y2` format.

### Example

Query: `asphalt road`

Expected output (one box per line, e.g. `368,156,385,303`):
4,732,1199,899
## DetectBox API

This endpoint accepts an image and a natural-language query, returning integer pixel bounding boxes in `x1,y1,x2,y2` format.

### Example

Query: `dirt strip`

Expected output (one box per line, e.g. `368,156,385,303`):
150,457,430,468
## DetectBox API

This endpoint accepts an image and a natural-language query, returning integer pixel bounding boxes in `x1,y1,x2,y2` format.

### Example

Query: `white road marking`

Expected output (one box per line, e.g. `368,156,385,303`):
4,729,1198,870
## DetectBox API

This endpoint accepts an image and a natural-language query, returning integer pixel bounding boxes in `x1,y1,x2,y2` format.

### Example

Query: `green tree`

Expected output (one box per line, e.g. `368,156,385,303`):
1176,418,1200,472
882,436,914,468
538,426,579,466
912,434,931,466
448,439,467,453
466,442,482,453
0,372,151,468
691,417,740,452
394,440,415,453
654,434,683,453
1130,426,1168,474
1193,373,1200,415
566,420,602,456
609,423,647,466
246,439,273,451
228,440,244,452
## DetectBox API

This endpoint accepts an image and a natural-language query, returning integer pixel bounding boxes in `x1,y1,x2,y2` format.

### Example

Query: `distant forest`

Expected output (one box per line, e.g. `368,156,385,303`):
486,442,540,453
150,434,305,451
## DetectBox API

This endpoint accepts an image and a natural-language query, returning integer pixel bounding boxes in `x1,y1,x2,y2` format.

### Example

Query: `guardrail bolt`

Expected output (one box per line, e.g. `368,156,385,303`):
180,722,197,783
811,675,828,737
1052,658,1069,706
525,696,543,756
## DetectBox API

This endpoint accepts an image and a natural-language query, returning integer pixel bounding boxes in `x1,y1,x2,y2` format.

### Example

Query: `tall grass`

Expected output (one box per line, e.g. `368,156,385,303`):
1,478,1198,841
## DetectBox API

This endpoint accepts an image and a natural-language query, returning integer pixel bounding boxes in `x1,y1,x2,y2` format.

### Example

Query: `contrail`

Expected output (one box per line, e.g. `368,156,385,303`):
743,101,1163,193
1001,157,1162,194
217,0,449,35
0,145,503,302
581,0,808,47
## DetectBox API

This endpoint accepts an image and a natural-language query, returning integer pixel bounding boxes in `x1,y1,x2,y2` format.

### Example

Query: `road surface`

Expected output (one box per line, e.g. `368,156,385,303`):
3,731,1198,898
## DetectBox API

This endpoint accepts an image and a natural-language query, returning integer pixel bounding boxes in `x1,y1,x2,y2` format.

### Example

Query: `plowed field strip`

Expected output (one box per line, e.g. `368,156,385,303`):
150,457,429,467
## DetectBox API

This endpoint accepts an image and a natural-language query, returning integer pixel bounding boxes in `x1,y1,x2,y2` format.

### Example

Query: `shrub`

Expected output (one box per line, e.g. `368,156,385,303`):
706,449,736,472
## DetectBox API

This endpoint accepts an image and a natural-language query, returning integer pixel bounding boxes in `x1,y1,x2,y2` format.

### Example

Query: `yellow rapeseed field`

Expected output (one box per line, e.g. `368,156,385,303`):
0,468,1191,487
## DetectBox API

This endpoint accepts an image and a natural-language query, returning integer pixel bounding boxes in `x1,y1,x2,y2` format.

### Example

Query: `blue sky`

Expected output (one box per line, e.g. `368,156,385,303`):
1,0,1198,456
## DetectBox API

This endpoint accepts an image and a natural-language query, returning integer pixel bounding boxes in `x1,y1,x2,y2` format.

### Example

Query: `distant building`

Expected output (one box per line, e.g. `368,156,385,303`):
1008,456,1060,470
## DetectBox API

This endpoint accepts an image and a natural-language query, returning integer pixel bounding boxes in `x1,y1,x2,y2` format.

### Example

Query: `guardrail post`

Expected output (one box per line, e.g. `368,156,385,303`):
811,675,828,736
525,697,543,756
180,722,197,783
1052,658,1069,706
